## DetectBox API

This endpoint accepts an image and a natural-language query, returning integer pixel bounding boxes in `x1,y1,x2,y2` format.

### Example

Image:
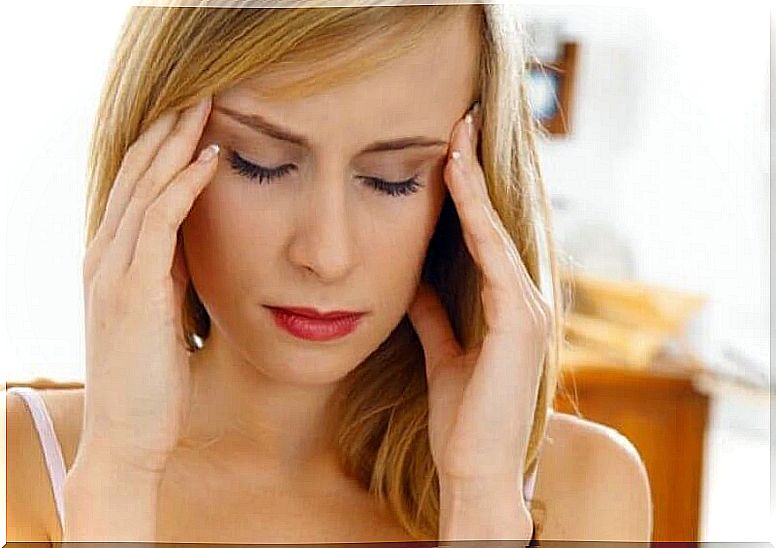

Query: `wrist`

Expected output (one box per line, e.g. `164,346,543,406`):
65,455,164,492
72,437,171,476
63,459,162,542
439,477,533,542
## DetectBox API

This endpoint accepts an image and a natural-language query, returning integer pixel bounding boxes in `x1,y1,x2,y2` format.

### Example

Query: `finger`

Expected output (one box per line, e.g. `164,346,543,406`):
84,109,182,282
95,108,181,246
407,281,462,376
444,107,543,335
445,111,513,293
129,143,220,284
109,97,212,272
137,95,212,205
466,103,551,317
471,104,552,333
461,102,543,306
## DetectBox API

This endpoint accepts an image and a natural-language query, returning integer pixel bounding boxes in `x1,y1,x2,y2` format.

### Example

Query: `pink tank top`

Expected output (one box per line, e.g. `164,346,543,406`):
7,386,544,533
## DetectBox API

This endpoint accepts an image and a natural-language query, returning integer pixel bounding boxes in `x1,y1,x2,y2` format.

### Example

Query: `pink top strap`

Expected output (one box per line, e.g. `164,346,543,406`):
7,387,67,528
523,464,539,503
523,408,552,505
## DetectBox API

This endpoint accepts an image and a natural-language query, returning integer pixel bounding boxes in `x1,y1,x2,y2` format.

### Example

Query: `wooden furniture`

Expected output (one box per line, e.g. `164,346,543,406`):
6,379,83,390
554,357,710,542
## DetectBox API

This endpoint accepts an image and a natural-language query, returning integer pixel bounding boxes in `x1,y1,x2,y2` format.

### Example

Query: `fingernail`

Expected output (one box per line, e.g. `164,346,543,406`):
465,114,474,140
472,101,481,114
197,143,219,163
195,96,210,115
451,150,462,161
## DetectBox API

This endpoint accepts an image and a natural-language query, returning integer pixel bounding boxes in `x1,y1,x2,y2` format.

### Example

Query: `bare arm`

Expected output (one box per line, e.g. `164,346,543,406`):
64,95,218,542
438,477,534,544
62,450,163,542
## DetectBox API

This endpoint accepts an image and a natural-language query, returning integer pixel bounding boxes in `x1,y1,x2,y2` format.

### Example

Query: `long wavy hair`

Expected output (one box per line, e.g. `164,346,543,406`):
84,1,570,540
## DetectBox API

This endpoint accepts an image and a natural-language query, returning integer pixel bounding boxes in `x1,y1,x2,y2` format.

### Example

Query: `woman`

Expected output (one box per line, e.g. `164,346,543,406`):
6,2,652,543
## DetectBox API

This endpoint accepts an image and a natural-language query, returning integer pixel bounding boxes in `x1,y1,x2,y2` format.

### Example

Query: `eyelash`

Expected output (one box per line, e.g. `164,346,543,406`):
227,150,424,197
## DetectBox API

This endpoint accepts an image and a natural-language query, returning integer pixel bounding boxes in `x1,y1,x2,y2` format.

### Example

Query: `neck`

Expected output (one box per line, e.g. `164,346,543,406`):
181,326,347,480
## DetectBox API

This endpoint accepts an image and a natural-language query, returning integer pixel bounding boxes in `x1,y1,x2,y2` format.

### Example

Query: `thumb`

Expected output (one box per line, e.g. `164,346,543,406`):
407,281,461,375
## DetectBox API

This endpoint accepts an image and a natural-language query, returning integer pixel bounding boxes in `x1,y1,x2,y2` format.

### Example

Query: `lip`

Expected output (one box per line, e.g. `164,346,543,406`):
266,306,365,341
266,306,367,320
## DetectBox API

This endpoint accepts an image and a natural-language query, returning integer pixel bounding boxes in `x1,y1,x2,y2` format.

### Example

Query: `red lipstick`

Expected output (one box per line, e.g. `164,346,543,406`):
265,306,366,341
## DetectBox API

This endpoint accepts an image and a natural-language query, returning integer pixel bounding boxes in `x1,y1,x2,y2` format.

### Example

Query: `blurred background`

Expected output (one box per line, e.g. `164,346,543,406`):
517,4,770,543
1,1,771,543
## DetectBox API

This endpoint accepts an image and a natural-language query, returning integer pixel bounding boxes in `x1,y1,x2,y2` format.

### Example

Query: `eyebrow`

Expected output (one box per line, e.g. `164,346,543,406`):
214,105,449,153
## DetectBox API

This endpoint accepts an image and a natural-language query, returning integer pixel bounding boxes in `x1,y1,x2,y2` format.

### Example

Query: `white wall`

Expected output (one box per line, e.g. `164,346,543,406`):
1,2,131,383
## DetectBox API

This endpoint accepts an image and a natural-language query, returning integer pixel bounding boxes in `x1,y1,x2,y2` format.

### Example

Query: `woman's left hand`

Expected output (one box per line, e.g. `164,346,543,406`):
407,102,553,495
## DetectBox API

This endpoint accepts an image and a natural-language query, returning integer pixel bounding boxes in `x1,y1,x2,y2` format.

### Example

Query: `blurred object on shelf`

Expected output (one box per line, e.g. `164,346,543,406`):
560,268,708,369
526,41,579,135
692,343,773,400
569,270,708,334
523,16,579,135
716,344,770,388
558,340,619,368
5,378,83,390
563,311,668,368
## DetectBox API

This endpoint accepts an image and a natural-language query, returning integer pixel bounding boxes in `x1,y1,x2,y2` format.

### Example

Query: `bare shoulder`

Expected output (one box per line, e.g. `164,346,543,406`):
5,387,85,542
533,411,653,542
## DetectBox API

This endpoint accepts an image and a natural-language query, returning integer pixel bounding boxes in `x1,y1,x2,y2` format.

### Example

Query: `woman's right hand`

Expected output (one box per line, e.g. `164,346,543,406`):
75,95,219,476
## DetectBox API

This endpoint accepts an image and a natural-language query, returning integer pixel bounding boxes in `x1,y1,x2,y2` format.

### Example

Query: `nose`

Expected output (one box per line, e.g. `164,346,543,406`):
287,182,357,282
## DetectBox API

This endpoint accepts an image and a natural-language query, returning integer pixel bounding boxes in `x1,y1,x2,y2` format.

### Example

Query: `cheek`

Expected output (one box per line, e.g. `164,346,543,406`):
367,192,444,297
180,178,268,300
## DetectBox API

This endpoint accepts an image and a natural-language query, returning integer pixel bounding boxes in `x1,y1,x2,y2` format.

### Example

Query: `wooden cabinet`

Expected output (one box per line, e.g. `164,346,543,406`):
554,360,709,541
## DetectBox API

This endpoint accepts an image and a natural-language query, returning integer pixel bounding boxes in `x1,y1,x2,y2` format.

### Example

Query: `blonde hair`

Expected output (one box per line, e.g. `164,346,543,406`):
84,2,568,540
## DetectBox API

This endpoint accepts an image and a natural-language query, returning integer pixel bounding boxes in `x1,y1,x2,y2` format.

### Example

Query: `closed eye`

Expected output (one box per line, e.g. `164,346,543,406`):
227,150,424,198
228,149,295,183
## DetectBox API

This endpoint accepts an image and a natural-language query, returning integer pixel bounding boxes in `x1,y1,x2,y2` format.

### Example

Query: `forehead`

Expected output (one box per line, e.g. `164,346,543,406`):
214,10,481,149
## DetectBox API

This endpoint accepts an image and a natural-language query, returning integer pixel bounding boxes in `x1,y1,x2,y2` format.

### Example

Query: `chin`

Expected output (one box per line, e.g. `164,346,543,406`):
228,322,370,385
251,348,366,385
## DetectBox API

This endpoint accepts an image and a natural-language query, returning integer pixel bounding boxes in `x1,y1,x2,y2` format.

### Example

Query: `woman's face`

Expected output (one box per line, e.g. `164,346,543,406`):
181,13,480,384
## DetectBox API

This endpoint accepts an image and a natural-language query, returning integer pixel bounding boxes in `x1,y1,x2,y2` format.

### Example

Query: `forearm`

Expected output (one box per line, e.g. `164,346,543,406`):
62,456,162,542
439,477,533,547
